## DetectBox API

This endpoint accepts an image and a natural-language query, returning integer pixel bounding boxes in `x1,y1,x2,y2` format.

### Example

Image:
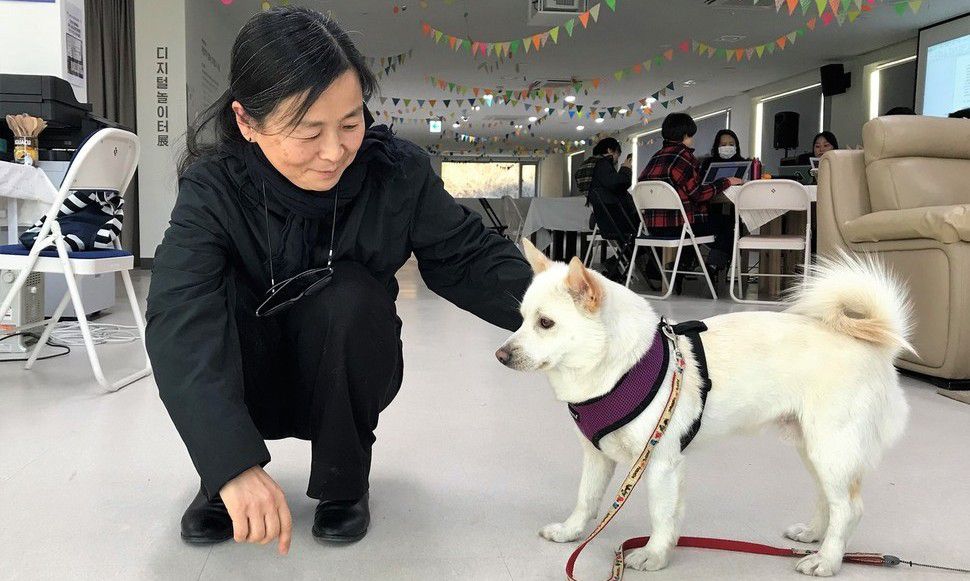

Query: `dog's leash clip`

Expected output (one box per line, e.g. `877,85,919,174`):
659,318,684,367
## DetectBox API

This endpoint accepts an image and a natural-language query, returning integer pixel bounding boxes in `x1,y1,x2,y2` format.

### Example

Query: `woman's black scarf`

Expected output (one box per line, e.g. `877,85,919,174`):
240,122,400,280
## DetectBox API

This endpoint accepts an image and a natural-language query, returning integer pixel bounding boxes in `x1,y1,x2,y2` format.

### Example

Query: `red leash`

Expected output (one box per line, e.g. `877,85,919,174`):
618,536,890,565
568,534,970,579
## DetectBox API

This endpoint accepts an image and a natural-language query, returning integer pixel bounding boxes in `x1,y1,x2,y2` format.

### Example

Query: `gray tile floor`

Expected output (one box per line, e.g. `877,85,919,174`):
1,261,968,580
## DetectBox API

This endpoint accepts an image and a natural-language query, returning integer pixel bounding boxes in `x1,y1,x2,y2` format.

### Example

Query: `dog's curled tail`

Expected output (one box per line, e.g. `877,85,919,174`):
787,250,915,356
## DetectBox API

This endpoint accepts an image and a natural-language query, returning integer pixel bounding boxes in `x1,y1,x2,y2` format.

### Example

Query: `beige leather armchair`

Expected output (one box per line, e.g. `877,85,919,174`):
817,116,970,390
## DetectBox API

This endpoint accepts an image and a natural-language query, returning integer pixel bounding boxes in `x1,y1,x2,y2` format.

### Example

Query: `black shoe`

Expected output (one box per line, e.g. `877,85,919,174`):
180,485,233,544
312,493,369,543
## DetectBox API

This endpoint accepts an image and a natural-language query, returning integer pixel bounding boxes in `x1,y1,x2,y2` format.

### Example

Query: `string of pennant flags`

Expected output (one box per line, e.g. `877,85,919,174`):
420,0,916,102
366,49,413,81
369,82,682,122
420,0,617,59
768,0,924,16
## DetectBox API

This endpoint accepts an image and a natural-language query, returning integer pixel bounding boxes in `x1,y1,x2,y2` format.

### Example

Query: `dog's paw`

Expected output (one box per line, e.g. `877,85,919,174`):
795,553,841,577
785,523,824,543
625,547,670,572
538,522,583,543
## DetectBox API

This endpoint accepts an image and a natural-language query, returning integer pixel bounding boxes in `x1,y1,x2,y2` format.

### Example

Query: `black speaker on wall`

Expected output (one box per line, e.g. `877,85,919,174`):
773,111,800,151
820,63,852,96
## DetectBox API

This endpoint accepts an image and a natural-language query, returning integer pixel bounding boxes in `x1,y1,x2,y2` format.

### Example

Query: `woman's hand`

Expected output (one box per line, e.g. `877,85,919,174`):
727,177,745,186
219,466,293,555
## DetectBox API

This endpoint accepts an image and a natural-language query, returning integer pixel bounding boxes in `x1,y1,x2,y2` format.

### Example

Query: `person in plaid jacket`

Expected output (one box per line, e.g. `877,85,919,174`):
637,113,742,269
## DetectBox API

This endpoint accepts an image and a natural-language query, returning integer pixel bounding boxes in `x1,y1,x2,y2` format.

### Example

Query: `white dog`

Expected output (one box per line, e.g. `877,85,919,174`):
497,241,911,577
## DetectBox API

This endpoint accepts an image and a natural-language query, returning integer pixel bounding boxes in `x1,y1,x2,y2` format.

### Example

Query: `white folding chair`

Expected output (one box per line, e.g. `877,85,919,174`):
502,196,525,243
728,180,812,304
583,225,601,266
0,128,151,392
626,181,718,299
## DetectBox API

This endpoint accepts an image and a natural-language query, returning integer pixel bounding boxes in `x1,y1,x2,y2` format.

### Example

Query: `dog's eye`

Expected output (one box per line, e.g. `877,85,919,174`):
539,317,555,330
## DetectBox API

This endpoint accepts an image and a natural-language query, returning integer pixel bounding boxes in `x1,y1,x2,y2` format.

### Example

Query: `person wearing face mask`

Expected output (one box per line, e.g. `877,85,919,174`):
638,113,741,274
146,7,532,555
700,129,746,177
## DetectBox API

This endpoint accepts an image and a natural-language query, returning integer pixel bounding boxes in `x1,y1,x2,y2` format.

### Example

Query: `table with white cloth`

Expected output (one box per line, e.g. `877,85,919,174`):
520,196,592,259
0,161,58,244
723,185,817,231
722,184,817,298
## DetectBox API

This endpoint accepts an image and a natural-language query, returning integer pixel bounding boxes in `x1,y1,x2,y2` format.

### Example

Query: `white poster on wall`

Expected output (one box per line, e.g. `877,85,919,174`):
62,0,85,88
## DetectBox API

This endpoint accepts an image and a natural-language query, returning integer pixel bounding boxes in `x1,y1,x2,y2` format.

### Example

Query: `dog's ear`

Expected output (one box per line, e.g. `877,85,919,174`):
521,238,551,274
566,256,603,312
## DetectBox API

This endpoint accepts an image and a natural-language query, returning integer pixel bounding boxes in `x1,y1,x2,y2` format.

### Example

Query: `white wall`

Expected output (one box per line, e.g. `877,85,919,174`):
134,0,187,260
185,0,254,125
0,0,87,102
136,0,254,259
828,39,918,147
539,153,566,197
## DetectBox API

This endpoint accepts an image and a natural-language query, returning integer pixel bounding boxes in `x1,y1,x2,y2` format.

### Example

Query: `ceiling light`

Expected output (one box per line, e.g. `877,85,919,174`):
564,95,576,103
576,125,585,131
646,97,657,105
474,105,481,111
683,80,697,87
580,140,586,145
618,107,629,114
452,122,460,128
595,117,604,123
545,107,551,112
528,116,538,123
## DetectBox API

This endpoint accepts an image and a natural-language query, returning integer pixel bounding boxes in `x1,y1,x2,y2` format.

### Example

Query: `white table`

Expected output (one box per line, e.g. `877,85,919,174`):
521,197,592,253
0,161,58,244
723,185,817,231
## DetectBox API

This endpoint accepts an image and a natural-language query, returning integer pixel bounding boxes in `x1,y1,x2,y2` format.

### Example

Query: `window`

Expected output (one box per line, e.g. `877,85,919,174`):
441,161,539,198
869,56,917,120
755,84,824,172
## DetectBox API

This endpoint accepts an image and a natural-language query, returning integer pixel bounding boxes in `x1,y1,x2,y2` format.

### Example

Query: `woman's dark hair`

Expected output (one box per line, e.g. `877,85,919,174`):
592,137,621,156
949,108,970,119
710,129,743,160
661,113,697,143
813,131,839,151
179,7,378,175
884,106,916,116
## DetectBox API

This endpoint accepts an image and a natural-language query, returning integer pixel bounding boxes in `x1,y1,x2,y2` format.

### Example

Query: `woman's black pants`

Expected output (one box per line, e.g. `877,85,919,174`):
235,262,404,501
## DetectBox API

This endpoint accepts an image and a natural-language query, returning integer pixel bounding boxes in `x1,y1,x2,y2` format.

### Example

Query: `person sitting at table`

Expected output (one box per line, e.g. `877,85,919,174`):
574,137,636,223
795,131,840,166
700,129,747,176
638,113,741,273
574,138,643,281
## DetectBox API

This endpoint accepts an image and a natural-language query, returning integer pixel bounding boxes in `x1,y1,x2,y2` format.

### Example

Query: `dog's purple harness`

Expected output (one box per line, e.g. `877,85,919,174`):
568,320,711,451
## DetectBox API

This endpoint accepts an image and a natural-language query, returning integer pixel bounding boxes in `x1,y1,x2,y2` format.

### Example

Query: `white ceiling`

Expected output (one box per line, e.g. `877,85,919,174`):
284,0,968,151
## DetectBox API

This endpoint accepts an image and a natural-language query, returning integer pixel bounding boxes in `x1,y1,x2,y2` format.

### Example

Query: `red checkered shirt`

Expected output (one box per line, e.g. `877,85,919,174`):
637,141,730,228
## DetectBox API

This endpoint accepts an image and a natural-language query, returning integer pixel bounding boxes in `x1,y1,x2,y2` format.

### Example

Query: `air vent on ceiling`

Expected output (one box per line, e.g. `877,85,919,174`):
484,115,530,122
704,0,773,10
528,0,588,26
539,78,578,89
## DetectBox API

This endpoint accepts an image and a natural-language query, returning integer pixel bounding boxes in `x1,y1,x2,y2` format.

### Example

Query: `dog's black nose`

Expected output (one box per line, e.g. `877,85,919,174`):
495,348,511,364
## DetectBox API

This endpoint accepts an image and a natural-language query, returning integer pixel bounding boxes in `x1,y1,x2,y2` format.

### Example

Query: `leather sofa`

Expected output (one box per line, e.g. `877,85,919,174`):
816,115,970,392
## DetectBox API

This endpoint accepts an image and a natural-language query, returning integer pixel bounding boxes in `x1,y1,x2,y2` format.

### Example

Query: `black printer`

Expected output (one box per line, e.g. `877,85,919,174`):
0,74,123,162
